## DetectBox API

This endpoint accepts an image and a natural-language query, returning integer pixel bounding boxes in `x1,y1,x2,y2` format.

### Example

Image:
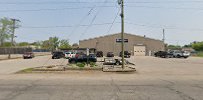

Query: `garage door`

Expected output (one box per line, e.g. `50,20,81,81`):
134,46,146,56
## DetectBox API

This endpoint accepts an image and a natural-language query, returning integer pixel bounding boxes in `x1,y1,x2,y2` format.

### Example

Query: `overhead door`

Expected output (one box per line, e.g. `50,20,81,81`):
134,46,146,56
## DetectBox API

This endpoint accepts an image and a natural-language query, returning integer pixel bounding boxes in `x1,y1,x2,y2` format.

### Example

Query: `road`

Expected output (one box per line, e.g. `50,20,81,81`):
0,56,203,100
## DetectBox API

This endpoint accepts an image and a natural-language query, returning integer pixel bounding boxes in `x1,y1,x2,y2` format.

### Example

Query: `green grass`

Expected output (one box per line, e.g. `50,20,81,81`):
90,62,96,67
17,68,34,73
197,52,203,57
76,63,85,68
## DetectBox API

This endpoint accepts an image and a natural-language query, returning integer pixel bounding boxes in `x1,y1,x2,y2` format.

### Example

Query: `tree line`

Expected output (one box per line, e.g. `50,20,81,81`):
31,37,73,51
0,17,78,51
0,36,77,51
168,41,203,51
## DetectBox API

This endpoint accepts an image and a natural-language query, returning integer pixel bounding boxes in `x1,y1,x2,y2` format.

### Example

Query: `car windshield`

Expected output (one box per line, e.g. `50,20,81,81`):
89,54,96,57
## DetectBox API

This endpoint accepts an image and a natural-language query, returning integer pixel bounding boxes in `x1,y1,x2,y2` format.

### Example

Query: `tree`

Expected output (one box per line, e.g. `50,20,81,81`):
72,43,79,48
30,41,42,49
0,18,13,46
183,44,192,48
59,39,71,49
0,17,20,47
41,36,60,51
167,45,181,50
49,37,60,51
192,42,203,51
2,42,12,47
17,42,29,47
41,40,51,50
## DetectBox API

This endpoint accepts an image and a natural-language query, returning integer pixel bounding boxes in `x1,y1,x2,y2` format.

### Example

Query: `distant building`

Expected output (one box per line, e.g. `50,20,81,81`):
79,33,165,56
182,47,195,52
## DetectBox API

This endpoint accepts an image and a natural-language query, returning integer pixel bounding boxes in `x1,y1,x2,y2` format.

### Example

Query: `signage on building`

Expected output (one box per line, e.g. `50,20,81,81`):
116,39,128,43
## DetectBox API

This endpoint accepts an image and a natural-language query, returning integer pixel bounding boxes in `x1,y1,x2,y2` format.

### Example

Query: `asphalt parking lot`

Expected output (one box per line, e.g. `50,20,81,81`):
127,56,203,75
0,56,203,100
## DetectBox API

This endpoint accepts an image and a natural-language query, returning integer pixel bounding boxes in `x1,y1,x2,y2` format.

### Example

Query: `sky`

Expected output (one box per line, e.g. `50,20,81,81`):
0,0,203,46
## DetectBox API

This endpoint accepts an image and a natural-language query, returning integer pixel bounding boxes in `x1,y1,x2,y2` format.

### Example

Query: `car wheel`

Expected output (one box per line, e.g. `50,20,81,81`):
70,60,76,64
177,55,181,58
115,62,120,65
184,56,188,59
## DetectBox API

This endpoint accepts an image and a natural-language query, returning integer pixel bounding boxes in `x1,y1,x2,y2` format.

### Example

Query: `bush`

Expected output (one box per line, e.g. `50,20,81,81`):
192,42,203,51
197,52,203,57
90,62,96,67
76,63,85,68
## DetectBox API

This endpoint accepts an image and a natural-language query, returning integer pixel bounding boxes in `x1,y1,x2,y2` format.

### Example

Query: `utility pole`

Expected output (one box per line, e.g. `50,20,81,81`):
118,0,125,69
162,29,165,43
162,29,166,51
8,18,20,59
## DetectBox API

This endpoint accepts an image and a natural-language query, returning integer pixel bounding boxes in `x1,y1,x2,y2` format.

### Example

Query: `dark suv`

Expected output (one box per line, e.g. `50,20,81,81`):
107,52,114,57
52,51,65,59
69,54,97,63
154,51,173,58
96,51,103,57
119,51,131,58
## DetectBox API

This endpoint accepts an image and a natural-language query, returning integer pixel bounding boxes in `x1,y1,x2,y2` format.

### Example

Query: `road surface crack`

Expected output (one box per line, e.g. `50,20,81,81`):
166,86,195,100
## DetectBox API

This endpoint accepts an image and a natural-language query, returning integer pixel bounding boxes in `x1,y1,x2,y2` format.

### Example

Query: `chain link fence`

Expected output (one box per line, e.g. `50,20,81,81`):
0,47,32,54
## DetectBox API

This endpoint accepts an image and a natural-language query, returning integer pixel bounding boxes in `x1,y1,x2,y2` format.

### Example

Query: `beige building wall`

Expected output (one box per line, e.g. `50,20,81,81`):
79,33,165,56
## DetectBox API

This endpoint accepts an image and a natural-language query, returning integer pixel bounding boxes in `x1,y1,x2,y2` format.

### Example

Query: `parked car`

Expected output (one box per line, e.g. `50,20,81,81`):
52,51,65,59
23,52,35,59
65,52,76,59
172,50,190,58
103,58,122,65
167,51,174,58
107,52,114,57
69,54,97,63
154,51,173,58
119,51,131,58
103,58,135,66
96,51,103,57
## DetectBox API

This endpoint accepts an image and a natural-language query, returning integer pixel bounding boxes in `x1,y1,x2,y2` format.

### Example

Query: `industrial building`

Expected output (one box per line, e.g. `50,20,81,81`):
79,33,165,56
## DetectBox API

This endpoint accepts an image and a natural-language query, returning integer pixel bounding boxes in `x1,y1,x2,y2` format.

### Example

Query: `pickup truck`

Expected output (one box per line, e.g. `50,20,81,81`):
172,50,190,58
119,51,131,58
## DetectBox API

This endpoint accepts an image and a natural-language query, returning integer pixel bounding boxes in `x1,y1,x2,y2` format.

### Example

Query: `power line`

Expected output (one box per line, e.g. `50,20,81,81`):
106,8,120,34
78,0,109,39
125,22,203,32
0,6,116,12
2,21,203,32
0,5,202,13
0,1,116,5
125,1,203,4
18,22,120,29
125,5,203,11
67,6,96,38
1,1,203,5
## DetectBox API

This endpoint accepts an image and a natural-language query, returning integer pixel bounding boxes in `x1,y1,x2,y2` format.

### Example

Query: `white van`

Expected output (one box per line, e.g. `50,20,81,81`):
65,52,76,59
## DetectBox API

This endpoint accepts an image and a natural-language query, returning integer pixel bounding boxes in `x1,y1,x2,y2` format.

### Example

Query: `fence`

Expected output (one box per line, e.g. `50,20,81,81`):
0,47,32,54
